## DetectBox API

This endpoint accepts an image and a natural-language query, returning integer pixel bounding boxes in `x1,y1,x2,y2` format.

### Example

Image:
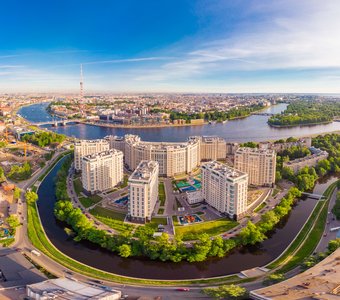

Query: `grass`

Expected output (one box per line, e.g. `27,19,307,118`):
272,187,281,197
90,206,126,221
95,215,135,233
73,178,83,195
267,181,337,271
78,197,97,208
158,182,166,206
172,215,179,226
175,218,238,240
254,202,266,213
150,217,168,226
121,175,128,188
28,199,250,285
157,208,164,215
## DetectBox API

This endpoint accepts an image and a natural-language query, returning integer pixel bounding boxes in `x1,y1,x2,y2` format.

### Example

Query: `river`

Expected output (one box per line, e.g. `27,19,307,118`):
36,156,338,280
18,102,340,142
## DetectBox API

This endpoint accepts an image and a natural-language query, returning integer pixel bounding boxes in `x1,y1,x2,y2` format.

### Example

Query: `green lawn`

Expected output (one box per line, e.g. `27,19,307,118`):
73,178,83,195
175,218,238,240
150,217,167,226
90,206,126,221
158,208,164,215
95,215,135,234
254,202,266,213
158,182,166,206
78,197,101,208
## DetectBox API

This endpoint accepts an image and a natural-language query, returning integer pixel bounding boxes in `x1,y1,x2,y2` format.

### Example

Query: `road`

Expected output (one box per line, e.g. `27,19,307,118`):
3,151,211,299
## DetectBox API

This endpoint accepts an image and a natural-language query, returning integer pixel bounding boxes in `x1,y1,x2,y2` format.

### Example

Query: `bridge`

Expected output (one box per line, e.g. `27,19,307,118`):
252,112,276,116
302,192,325,200
34,119,84,127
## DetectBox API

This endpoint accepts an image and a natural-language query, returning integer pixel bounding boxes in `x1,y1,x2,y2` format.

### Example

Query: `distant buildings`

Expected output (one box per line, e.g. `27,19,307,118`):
283,147,329,173
128,160,159,222
202,161,248,220
74,139,109,171
26,278,121,300
234,147,276,186
82,149,123,194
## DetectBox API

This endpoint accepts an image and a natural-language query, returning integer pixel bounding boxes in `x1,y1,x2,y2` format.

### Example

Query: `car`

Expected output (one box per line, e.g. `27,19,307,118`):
177,288,190,291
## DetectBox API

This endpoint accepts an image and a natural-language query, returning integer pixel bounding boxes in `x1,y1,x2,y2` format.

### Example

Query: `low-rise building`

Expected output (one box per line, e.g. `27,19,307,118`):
283,147,329,173
74,139,110,171
82,149,123,194
128,160,159,222
202,161,248,220
186,190,203,204
26,278,121,300
234,147,276,186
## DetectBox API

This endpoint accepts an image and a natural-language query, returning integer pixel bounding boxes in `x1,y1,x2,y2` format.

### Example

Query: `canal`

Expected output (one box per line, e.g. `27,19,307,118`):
37,156,338,280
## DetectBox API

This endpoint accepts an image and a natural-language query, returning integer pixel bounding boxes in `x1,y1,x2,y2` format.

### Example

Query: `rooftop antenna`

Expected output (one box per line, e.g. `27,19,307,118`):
80,64,84,100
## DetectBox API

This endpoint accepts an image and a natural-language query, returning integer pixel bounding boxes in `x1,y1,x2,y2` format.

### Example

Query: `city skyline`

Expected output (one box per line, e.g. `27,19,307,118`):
1,1,340,93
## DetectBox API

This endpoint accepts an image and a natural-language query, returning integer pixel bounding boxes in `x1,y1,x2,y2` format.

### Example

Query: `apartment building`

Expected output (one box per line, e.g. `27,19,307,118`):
128,160,159,222
74,139,110,171
202,161,248,220
189,136,227,161
81,149,123,194
234,147,276,186
283,147,328,173
123,135,200,177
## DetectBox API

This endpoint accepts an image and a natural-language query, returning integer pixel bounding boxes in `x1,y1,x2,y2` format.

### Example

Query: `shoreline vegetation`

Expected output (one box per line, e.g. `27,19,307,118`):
268,100,340,128
47,102,268,129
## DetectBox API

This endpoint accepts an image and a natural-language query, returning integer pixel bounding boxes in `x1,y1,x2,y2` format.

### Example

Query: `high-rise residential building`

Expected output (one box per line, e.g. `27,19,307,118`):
234,147,276,186
189,136,227,161
74,139,110,171
81,149,123,194
202,161,248,220
128,160,159,222
123,135,200,177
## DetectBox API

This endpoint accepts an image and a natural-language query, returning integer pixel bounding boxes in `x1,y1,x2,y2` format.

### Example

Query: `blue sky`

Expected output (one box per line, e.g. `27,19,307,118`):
1,0,340,93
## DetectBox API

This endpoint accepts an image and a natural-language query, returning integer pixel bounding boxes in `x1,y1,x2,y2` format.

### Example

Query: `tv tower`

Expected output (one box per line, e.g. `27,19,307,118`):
80,64,84,100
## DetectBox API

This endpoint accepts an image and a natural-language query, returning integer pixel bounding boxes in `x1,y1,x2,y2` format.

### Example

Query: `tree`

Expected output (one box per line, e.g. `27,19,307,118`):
118,244,132,258
328,238,340,253
202,284,248,300
0,166,5,181
263,273,285,286
6,215,21,228
13,187,21,200
25,191,38,204
239,221,266,246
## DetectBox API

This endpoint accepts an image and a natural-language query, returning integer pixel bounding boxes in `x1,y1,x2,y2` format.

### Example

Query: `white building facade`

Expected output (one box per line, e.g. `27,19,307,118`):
234,147,276,186
74,139,110,171
202,161,248,220
81,149,123,194
128,160,159,222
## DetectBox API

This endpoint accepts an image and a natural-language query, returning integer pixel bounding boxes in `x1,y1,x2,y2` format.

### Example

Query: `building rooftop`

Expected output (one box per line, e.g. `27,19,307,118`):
83,149,123,161
236,147,276,155
250,248,340,300
75,139,108,144
27,278,121,300
203,161,247,179
285,148,328,165
129,160,158,182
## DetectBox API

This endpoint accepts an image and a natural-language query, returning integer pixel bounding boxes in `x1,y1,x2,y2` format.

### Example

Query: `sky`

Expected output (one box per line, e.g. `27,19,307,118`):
1,0,340,94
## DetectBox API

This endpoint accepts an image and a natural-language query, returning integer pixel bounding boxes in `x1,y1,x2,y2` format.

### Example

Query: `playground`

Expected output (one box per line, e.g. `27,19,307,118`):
178,214,203,225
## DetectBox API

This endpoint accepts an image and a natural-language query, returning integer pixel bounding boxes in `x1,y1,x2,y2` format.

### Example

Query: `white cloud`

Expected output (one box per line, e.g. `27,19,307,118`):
134,1,340,83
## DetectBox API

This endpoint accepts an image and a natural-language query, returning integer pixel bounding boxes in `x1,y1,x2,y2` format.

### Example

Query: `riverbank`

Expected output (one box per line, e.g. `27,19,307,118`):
26,155,337,285
268,120,333,128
